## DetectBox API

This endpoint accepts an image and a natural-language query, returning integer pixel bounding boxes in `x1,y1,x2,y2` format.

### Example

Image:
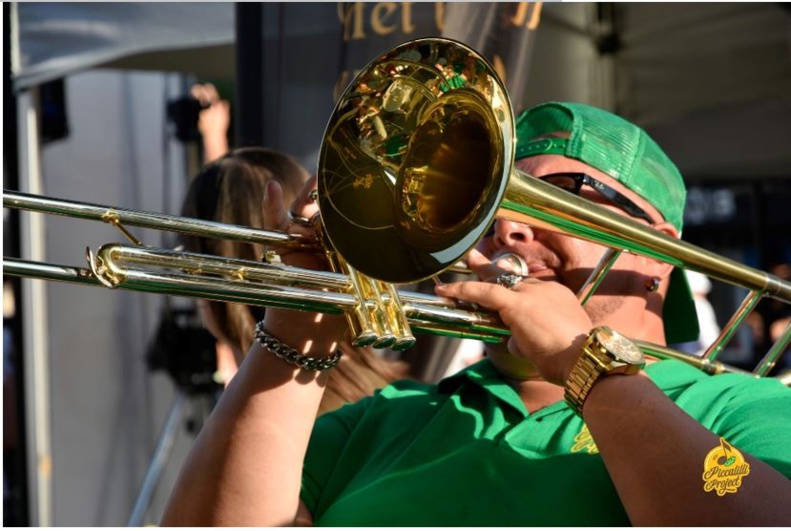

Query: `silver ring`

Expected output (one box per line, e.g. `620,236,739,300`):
288,210,314,227
495,272,527,290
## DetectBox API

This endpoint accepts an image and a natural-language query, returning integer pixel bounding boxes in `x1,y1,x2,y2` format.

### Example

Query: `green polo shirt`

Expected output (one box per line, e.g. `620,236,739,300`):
301,359,791,526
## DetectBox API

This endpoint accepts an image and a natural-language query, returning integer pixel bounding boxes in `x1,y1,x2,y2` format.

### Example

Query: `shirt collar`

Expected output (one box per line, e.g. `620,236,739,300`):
438,357,709,418
439,359,530,418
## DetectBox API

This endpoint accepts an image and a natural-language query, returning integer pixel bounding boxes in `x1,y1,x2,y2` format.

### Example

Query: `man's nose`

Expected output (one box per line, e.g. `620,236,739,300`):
493,219,535,248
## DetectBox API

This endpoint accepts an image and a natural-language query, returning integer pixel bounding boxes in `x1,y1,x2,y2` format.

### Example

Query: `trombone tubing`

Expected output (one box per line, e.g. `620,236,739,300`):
3,190,317,250
3,189,785,380
9,186,790,303
501,174,791,303
3,255,765,379
4,255,508,342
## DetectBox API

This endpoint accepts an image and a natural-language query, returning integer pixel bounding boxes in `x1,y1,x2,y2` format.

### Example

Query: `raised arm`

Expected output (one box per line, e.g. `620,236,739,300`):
191,83,231,164
161,178,345,526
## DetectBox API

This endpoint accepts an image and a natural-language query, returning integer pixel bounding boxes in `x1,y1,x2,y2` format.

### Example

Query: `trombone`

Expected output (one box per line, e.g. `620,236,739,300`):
4,37,790,381
2,190,507,342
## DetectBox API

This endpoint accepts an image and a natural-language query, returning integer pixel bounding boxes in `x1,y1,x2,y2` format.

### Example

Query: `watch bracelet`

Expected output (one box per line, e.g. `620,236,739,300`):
253,321,342,371
564,333,607,416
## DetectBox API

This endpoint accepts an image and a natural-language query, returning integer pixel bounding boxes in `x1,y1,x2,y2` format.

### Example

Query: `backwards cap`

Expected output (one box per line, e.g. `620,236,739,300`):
515,102,698,344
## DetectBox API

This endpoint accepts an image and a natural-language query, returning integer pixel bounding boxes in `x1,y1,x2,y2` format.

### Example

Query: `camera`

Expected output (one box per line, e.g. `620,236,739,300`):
146,308,220,396
167,96,208,143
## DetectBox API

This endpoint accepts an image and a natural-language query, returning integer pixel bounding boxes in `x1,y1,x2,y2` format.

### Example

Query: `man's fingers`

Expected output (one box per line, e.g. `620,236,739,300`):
466,248,508,282
435,280,511,311
465,248,491,269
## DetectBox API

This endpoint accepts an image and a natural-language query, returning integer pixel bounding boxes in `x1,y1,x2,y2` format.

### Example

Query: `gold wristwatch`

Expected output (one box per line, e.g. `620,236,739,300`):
564,326,645,416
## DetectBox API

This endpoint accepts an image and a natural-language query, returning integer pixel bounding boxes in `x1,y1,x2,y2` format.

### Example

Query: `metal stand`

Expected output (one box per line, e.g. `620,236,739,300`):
126,391,188,527
126,302,221,526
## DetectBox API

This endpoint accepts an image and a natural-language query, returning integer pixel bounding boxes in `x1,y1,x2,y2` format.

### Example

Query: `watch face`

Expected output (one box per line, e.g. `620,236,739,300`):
597,327,645,364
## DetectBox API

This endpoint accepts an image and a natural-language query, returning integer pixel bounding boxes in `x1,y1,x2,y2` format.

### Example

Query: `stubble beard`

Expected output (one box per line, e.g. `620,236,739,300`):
582,293,627,326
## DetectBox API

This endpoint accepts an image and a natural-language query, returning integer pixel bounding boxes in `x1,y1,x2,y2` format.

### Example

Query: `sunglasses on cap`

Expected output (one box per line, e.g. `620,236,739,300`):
538,172,655,224
483,172,655,238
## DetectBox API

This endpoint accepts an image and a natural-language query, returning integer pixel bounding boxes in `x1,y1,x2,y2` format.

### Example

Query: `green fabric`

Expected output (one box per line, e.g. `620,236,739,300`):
514,102,686,232
301,359,791,526
513,102,698,343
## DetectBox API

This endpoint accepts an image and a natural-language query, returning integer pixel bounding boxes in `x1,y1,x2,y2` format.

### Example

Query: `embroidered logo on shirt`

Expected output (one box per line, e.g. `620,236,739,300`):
570,424,599,455
702,437,750,496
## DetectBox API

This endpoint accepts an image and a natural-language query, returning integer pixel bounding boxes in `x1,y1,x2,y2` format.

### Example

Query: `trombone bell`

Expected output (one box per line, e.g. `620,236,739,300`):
318,38,514,284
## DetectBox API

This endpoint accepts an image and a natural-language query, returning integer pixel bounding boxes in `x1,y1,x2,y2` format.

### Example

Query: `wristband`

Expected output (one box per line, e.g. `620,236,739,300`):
253,321,342,371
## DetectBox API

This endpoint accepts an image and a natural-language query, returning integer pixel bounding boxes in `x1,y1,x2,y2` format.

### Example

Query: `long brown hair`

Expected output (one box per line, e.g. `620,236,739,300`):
180,148,307,352
180,147,406,412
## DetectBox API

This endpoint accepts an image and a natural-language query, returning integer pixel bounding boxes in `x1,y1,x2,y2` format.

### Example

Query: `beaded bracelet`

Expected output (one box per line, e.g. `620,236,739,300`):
253,321,342,371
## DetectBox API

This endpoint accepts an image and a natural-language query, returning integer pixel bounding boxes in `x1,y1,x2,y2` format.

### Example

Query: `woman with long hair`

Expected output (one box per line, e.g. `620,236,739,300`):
180,147,406,414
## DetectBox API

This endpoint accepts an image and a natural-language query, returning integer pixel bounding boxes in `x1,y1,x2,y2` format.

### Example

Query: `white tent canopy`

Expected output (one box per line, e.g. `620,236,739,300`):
13,2,235,89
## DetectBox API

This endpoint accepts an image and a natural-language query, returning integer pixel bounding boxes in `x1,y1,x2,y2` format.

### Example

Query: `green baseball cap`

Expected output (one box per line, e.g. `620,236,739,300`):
514,101,698,344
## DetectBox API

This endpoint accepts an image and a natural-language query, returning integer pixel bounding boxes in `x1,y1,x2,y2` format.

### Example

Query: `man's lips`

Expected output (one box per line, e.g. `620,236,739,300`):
529,268,558,282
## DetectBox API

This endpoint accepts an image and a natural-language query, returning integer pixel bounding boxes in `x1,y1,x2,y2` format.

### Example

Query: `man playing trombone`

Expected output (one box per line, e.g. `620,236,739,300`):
162,101,791,526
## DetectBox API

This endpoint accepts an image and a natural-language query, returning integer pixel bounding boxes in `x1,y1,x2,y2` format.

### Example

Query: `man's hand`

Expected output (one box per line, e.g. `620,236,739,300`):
435,248,592,385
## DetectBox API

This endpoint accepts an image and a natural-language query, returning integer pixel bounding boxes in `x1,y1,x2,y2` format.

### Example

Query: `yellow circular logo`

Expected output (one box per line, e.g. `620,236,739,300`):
702,438,750,496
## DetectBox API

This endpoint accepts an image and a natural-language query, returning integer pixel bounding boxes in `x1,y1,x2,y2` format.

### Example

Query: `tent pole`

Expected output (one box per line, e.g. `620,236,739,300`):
17,86,54,528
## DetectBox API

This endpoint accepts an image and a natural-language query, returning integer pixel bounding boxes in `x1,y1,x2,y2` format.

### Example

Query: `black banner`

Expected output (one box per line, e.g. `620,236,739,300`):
251,2,542,171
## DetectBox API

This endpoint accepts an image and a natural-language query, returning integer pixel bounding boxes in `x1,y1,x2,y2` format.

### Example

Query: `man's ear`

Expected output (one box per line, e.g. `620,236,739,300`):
637,220,679,281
